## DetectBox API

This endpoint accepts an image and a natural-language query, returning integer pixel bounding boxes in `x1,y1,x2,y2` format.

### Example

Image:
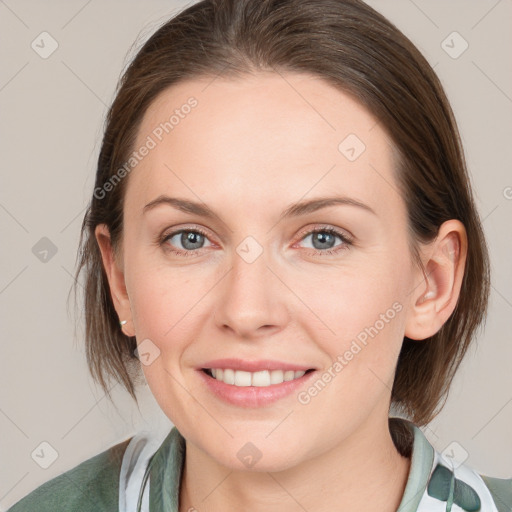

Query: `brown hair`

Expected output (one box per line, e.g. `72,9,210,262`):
73,0,490,426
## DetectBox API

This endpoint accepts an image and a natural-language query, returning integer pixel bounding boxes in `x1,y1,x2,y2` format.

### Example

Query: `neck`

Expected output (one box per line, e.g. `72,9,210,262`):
179,417,412,512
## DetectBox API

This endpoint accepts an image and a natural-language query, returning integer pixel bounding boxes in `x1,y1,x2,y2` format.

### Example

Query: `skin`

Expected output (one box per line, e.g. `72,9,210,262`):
96,72,467,512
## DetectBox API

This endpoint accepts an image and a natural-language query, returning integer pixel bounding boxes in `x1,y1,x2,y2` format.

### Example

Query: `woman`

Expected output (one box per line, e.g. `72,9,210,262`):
7,0,511,511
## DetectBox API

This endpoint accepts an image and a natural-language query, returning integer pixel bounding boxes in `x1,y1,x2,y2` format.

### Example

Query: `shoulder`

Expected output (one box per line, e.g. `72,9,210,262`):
480,474,512,512
397,419,511,511
426,459,512,511
6,437,133,512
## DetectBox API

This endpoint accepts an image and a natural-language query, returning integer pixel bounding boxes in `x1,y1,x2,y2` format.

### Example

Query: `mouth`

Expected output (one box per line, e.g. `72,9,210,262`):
201,368,316,387
197,361,318,407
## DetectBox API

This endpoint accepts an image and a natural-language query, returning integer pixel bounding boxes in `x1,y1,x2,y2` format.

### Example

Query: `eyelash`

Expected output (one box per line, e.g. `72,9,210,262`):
158,225,353,257
295,226,353,256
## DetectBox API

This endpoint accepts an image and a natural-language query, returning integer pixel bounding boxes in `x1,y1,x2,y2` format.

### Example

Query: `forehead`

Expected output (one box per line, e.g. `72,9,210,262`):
126,72,400,219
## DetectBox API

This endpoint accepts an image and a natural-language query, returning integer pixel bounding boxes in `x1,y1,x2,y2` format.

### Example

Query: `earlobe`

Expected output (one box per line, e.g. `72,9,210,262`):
94,224,135,337
404,220,467,341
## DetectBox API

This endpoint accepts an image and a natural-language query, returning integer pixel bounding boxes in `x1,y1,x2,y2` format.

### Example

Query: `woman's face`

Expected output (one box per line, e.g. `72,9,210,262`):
116,72,424,470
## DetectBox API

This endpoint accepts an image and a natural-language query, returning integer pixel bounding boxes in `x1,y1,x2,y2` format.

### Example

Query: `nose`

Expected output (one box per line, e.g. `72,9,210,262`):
213,245,289,339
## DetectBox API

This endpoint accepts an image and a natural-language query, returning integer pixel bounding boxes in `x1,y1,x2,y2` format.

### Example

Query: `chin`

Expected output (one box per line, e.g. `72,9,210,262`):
204,439,306,473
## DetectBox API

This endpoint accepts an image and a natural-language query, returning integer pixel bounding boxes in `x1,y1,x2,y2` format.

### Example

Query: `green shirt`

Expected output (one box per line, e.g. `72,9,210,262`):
6,418,512,511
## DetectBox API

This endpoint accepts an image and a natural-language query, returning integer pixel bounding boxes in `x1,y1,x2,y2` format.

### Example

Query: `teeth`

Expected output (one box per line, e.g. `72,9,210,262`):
223,369,235,384
208,369,307,387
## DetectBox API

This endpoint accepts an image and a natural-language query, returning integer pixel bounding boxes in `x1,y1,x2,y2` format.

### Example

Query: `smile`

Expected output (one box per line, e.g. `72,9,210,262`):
198,366,317,408
203,368,313,387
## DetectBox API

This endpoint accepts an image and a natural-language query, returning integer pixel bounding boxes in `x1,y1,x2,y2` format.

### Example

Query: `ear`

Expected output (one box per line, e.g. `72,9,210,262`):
404,219,467,340
95,224,135,337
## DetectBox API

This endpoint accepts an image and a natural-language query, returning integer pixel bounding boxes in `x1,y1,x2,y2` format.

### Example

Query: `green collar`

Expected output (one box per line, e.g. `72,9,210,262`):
396,419,435,511
148,426,186,512
147,418,434,512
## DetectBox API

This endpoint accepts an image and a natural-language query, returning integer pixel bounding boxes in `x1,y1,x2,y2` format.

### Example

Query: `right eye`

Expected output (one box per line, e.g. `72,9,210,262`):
160,227,214,256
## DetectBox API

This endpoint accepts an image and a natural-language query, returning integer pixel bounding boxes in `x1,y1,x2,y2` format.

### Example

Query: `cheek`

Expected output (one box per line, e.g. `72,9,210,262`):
296,253,409,385
303,265,404,340
126,262,208,421
130,273,198,344
291,271,407,448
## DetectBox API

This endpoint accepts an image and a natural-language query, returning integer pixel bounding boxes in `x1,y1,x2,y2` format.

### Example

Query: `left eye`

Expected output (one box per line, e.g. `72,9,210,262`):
297,228,351,253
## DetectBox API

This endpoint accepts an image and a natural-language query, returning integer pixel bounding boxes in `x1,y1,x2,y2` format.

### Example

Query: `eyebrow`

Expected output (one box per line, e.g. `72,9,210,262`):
142,195,377,220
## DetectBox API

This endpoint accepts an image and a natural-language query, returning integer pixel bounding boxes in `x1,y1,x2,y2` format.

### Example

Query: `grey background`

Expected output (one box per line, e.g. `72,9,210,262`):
1,0,511,507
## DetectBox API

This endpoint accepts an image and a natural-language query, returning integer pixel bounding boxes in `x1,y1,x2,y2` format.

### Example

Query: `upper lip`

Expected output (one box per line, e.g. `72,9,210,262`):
199,358,315,372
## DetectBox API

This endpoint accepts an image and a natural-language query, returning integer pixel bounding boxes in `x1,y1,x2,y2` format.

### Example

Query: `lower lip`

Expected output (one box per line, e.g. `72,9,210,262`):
197,369,317,408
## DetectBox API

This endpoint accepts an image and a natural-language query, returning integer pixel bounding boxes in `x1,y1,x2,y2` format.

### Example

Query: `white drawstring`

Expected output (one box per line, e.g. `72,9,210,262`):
119,425,173,512
445,466,456,512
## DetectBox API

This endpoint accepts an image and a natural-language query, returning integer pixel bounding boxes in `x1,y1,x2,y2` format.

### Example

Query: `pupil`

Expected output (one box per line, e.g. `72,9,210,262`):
182,231,203,249
314,232,333,250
